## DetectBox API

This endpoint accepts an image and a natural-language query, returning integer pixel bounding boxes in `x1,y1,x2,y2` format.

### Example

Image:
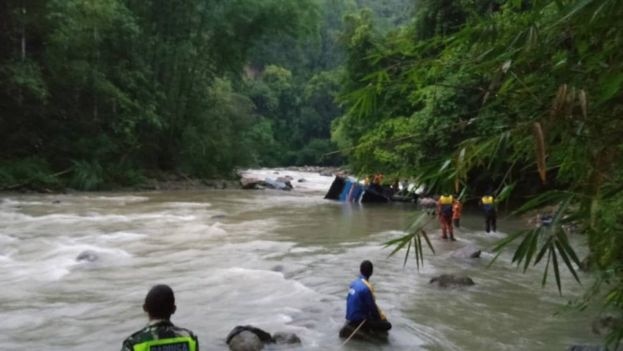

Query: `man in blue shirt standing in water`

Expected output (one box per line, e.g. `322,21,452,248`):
340,260,392,338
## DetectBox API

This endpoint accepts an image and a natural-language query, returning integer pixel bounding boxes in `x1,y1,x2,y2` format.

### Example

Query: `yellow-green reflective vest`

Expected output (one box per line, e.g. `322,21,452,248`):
439,195,453,205
133,336,197,351
481,196,494,205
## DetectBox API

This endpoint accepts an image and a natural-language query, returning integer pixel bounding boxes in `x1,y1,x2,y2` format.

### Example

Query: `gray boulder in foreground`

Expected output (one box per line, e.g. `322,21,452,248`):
76,250,98,262
430,274,475,288
228,330,264,351
450,245,482,259
226,325,301,351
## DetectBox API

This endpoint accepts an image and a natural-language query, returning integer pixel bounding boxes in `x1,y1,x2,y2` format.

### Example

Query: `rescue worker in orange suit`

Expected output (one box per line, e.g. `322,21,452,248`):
437,194,456,240
452,196,463,228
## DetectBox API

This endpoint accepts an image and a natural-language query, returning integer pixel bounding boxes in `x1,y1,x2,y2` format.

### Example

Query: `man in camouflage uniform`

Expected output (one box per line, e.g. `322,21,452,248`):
122,284,199,351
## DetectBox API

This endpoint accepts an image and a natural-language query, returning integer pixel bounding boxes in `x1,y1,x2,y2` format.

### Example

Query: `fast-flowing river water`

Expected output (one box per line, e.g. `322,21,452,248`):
0,169,600,350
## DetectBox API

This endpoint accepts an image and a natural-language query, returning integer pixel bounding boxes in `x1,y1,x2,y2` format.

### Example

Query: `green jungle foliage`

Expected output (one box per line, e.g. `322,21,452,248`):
0,0,411,188
334,0,623,346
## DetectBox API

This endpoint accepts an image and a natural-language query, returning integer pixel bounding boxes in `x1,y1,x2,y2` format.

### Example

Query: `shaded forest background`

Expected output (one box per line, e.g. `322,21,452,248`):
0,0,412,190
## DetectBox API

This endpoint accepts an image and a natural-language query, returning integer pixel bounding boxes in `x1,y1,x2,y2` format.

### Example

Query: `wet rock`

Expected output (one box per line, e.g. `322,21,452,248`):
298,178,306,183
76,250,98,262
228,330,264,351
226,326,273,351
273,332,301,345
263,178,292,191
271,265,285,272
430,274,475,288
211,214,227,220
240,177,265,190
276,177,294,188
451,245,481,259
52,200,61,204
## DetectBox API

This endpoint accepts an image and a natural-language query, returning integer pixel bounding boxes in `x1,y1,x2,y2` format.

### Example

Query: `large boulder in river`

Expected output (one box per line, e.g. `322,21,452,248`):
430,274,475,288
227,326,271,351
450,245,481,259
263,178,292,191
76,250,98,262
228,330,264,351
240,177,265,190
226,326,301,351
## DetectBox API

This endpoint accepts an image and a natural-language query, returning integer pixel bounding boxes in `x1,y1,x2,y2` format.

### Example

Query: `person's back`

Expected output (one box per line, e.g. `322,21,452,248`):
346,276,378,322
122,284,199,351
341,260,391,339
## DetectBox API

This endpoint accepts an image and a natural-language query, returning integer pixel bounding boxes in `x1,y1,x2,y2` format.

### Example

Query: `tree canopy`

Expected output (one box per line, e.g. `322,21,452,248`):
334,0,623,346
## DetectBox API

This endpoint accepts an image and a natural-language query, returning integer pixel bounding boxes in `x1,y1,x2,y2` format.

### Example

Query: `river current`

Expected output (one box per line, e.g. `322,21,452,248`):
0,169,600,350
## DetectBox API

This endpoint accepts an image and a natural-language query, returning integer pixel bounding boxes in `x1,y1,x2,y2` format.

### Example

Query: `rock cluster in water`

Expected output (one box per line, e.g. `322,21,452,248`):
76,250,99,263
239,175,293,191
226,325,301,351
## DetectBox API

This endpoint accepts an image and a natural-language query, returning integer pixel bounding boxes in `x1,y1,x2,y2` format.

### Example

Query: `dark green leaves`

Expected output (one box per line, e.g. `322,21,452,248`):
384,213,436,271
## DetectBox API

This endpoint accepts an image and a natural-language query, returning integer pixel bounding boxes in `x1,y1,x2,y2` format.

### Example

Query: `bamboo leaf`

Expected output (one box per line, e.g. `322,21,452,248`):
439,159,452,172
512,232,533,264
534,236,553,264
542,249,552,286
414,235,421,271
385,232,414,258
496,182,516,203
383,232,414,247
552,247,562,295
533,122,547,184
523,230,540,272
487,249,505,268
403,236,412,268
554,239,581,285
492,229,529,253
416,233,424,268
421,229,435,255
556,229,581,266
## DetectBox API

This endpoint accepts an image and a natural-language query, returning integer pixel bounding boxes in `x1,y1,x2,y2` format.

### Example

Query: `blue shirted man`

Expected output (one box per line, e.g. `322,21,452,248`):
339,260,392,338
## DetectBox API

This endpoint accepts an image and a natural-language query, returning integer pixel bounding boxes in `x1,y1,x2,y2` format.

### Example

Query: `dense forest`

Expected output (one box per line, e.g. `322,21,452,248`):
2,0,623,345
0,0,412,190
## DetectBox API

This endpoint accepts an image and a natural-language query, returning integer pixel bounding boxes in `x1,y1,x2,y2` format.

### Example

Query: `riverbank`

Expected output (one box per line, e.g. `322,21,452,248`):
0,166,348,194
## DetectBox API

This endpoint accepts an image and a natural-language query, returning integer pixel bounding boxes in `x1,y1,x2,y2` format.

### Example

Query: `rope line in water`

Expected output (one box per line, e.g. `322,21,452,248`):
341,319,366,346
